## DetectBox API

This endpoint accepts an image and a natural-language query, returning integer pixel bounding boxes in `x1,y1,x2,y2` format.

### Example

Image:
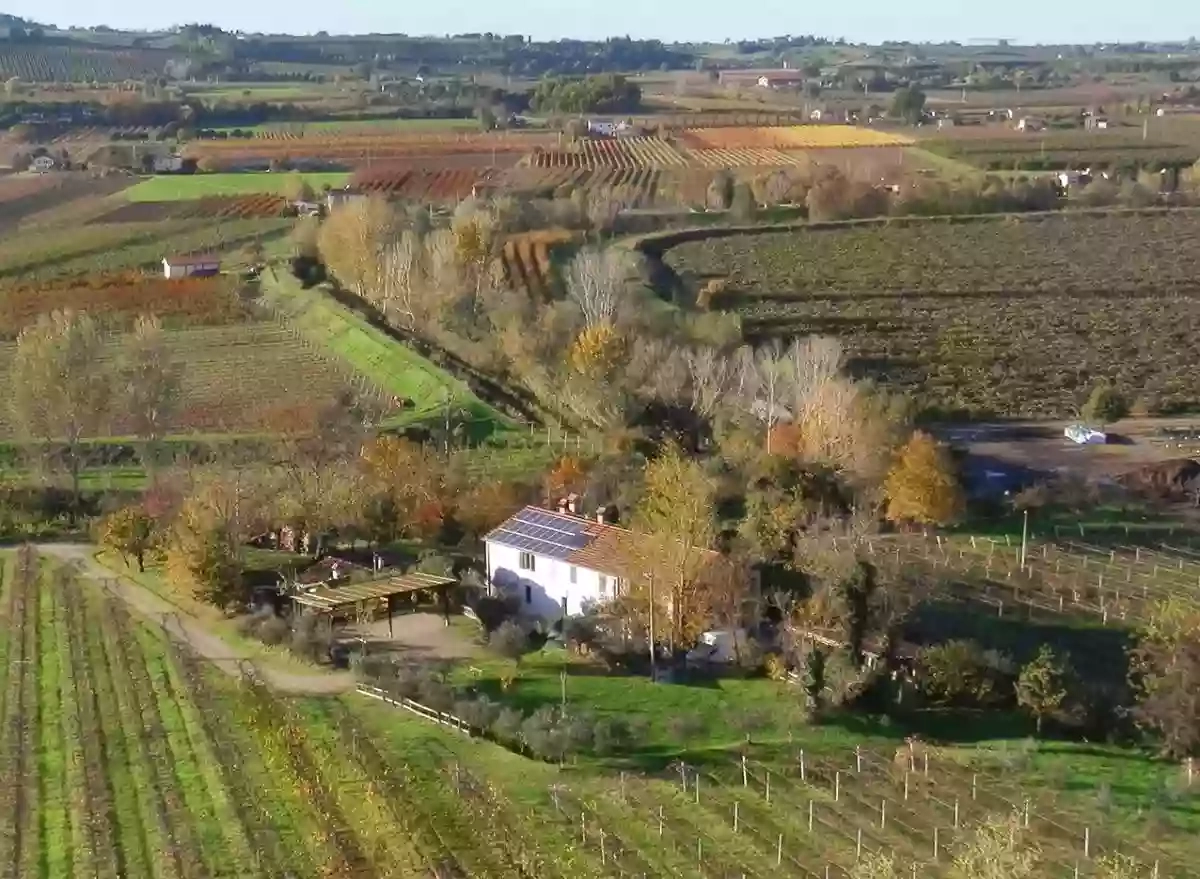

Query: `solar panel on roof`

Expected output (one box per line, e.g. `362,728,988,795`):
489,507,596,560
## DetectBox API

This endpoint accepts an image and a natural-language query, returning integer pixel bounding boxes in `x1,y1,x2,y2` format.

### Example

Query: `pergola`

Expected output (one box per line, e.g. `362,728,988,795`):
292,572,456,637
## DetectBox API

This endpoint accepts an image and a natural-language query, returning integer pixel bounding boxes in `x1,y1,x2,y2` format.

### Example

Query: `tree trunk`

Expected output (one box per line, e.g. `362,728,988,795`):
68,442,81,526
136,549,145,573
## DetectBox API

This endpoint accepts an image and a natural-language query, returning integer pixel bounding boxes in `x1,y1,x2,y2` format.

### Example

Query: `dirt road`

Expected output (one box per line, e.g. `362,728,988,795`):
39,543,354,696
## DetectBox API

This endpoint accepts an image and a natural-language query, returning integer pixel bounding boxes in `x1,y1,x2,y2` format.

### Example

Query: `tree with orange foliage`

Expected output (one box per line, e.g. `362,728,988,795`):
455,481,529,543
544,455,589,502
884,431,964,527
359,435,445,539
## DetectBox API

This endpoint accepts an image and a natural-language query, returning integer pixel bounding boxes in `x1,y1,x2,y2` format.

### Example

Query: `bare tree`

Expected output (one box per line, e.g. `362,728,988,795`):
739,341,790,450
684,346,734,419
565,247,634,328
11,309,112,513
376,230,425,330
119,314,181,480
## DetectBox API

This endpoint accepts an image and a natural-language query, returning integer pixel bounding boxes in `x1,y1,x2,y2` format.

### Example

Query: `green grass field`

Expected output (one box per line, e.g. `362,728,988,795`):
124,173,351,201
261,269,512,435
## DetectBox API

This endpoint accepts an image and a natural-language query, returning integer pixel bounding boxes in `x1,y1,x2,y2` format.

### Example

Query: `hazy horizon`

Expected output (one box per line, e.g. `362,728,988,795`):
4,0,1199,47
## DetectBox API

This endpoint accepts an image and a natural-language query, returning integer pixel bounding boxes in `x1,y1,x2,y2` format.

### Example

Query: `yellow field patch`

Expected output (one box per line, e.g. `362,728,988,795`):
685,125,914,149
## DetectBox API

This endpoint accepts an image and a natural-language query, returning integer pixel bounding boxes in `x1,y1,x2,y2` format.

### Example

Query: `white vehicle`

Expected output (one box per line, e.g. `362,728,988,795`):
686,630,747,664
1065,424,1106,445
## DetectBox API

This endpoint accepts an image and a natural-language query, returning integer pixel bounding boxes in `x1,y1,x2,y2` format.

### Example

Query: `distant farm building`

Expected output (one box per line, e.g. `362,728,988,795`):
162,255,221,279
586,119,630,137
30,155,56,173
1016,116,1046,132
152,154,185,173
325,187,368,211
718,68,807,89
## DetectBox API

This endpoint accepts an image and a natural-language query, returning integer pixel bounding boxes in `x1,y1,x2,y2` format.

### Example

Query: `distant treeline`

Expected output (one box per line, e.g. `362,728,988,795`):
230,35,692,77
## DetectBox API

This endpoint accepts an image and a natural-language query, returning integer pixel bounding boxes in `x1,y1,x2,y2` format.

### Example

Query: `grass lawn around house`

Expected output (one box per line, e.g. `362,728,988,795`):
124,172,351,201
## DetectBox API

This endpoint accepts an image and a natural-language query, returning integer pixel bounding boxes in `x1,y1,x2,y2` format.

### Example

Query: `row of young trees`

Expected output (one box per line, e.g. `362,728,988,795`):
11,309,179,510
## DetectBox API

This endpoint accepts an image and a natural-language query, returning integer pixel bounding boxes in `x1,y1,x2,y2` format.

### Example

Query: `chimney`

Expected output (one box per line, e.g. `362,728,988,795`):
596,504,609,524
556,497,569,514
567,493,579,515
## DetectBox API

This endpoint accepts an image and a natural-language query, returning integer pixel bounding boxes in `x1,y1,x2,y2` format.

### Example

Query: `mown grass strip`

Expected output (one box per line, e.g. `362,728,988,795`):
136,625,259,877
36,570,70,879
125,173,350,201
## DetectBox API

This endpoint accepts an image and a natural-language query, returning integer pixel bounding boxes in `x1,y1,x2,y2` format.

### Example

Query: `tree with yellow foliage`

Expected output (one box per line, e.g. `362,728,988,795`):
567,323,624,377
633,444,719,650
316,195,397,298
883,431,964,527
98,504,160,573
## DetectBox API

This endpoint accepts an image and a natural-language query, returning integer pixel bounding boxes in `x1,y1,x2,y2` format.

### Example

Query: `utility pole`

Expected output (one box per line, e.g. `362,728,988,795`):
646,571,657,682
1020,508,1029,572
443,388,451,457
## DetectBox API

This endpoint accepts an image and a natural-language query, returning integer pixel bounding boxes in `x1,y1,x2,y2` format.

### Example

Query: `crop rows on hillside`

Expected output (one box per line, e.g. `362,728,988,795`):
184,131,553,168
681,125,914,149
0,273,245,337
500,230,574,297
350,166,489,202
666,211,1200,418
0,217,289,281
0,45,175,81
90,195,290,223
0,320,371,435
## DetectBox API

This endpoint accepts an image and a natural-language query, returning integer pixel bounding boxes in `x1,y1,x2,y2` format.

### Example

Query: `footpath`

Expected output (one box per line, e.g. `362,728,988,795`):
38,543,354,696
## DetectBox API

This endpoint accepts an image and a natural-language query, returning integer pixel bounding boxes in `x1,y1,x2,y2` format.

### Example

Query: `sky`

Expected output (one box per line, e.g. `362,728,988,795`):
6,0,1200,46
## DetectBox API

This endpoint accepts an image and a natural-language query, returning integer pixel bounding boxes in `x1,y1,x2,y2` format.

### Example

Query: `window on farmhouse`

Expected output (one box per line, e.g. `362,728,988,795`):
519,552,536,571
569,565,577,584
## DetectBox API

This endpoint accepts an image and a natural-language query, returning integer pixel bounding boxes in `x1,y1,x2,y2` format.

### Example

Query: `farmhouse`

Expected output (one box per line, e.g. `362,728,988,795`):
30,155,56,173
485,503,721,622
586,119,630,137
151,154,185,173
162,255,221,279
326,187,368,210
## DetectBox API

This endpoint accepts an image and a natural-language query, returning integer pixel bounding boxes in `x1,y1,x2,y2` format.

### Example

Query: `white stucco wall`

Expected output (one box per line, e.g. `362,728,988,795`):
485,541,615,621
